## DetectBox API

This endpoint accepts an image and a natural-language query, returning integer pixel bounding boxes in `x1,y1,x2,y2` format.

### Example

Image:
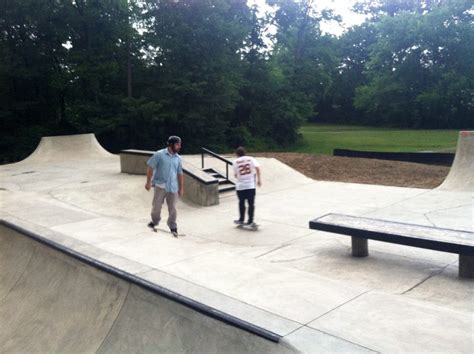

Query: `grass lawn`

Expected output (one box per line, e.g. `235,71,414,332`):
291,124,460,155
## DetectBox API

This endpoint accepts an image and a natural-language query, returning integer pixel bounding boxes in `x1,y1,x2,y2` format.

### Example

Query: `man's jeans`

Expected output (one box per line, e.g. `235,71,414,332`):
151,187,178,230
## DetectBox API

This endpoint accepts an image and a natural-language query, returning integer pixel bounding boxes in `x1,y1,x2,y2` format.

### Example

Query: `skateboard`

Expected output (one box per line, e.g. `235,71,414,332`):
236,223,259,231
149,225,186,237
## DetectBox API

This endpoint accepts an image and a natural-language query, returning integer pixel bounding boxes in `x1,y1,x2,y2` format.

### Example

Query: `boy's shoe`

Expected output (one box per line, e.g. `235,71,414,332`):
170,228,178,238
246,222,258,228
147,221,157,232
234,220,244,225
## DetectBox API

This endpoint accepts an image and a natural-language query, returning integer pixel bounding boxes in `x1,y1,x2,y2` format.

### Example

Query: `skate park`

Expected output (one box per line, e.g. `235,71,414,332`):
0,131,472,353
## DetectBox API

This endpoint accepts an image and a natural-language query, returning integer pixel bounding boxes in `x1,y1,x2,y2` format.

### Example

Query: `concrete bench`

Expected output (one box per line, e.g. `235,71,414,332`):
309,213,474,278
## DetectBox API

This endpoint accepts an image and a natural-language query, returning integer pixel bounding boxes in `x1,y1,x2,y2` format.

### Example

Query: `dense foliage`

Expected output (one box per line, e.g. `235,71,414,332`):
1,0,472,161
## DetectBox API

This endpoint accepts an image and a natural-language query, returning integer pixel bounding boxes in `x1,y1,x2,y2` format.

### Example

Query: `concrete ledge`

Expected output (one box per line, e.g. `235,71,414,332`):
182,161,220,206
120,150,220,206
120,150,151,175
309,213,474,278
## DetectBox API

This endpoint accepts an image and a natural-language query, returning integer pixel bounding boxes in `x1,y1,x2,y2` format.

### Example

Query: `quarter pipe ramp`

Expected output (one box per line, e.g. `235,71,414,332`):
438,131,473,191
0,223,294,353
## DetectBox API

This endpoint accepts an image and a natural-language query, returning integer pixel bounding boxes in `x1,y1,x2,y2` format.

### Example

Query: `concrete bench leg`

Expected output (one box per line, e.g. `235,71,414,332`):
351,237,368,257
459,255,474,278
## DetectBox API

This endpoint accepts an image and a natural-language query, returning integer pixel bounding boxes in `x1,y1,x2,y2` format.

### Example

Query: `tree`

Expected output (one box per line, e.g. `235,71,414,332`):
2,0,472,162
354,0,445,18
267,1,340,127
353,0,473,127
322,23,377,123
0,0,73,160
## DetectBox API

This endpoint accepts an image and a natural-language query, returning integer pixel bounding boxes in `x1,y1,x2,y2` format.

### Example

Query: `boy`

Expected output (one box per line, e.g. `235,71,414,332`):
233,147,262,227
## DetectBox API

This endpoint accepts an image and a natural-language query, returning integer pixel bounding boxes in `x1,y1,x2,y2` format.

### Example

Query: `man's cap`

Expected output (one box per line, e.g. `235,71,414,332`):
167,136,182,145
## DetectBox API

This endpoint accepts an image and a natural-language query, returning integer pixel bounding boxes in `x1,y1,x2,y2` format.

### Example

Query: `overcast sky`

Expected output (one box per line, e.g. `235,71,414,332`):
248,0,367,36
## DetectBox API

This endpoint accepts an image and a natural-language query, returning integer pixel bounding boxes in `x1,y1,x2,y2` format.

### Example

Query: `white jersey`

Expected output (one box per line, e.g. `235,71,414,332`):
233,156,260,191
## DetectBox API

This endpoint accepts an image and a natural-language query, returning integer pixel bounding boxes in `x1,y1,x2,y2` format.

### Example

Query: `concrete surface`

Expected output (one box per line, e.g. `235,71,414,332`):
0,226,295,354
439,131,474,191
309,291,473,353
0,132,473,352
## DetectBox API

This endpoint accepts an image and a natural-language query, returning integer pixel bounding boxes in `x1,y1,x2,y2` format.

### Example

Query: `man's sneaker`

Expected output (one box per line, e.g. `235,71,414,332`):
170,228,178,238
234,220,244,225
147,221,157,232
246,222,258,229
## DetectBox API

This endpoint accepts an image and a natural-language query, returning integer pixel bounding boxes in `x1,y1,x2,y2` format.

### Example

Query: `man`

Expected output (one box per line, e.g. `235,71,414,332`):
145,136,184,237
233,146,261,227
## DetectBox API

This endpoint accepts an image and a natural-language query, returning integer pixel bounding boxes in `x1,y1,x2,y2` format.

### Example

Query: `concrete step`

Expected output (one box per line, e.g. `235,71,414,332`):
218,178,232,184
218,185,235,193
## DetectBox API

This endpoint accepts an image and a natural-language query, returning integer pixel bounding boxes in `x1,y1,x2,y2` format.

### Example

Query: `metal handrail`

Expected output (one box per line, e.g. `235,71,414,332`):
201,147,233,181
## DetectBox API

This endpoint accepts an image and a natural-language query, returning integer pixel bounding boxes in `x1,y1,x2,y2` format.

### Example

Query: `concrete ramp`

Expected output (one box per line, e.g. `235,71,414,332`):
186,155,313,194
0,224,294,353
438,131,474,191
20,133,114,164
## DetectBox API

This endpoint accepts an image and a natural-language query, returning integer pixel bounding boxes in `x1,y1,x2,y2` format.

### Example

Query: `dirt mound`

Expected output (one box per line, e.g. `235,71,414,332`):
255,152,449,189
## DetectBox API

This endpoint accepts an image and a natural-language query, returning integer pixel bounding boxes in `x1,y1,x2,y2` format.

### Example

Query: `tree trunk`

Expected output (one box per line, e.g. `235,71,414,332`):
127,40,132,98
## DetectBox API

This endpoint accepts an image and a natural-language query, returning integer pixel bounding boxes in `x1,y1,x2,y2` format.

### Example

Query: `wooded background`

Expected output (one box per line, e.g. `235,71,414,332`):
1,0,472,161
